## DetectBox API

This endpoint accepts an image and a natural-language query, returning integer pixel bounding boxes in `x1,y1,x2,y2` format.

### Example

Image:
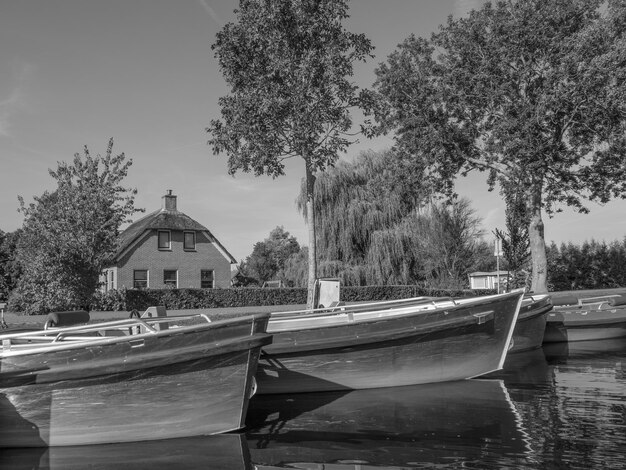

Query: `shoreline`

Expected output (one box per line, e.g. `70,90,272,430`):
1,304,306,329
3,287,625,329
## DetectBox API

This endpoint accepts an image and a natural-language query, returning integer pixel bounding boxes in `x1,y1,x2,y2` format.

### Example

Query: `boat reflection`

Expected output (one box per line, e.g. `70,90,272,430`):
543,337,626,364
486,347,552,387
543,338,626,469
246,379,531,468
0,433,250,470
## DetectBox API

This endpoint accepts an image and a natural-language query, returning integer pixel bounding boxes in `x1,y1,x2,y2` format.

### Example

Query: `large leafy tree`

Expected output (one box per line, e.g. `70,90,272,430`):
208,0,373,307
12,139,139,314
370,0,626,293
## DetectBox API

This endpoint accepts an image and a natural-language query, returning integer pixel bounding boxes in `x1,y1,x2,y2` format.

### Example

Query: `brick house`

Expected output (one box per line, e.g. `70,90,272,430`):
101,191,236,291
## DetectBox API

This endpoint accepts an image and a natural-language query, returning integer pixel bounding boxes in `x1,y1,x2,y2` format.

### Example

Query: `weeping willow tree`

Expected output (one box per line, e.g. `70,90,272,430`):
367,201,490,289
298,149,490,288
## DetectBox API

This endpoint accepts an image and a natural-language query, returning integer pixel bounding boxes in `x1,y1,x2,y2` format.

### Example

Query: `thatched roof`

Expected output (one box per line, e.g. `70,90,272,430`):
114,193,236,263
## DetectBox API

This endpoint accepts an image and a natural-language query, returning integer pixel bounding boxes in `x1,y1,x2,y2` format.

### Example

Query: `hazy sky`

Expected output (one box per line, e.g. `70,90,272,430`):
1,0,624,261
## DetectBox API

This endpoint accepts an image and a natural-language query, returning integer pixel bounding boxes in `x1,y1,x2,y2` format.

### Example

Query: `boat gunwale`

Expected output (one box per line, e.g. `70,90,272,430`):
546,316,626,329
518,303,552,322
268,291,524,333
547,306,626,328
267,291,520,333
0,312,271,357
264,311,494,354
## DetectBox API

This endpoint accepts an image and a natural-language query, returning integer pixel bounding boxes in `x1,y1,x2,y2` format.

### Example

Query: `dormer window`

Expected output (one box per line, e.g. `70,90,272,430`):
158,230,171,250
184,231,196,251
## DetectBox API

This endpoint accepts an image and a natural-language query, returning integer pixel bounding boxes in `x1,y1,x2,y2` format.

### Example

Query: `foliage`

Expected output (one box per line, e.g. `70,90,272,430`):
11,139,140,314
123,287,308,311
409,202,493,289
282,246,309,288
298,150,414,265
0,229,22,300
207,0,373,307
90,287,128,312
494,187,531,289
297,150,491,289
231,272,260,288
88,285,488,312
547,238,626,291
239,226,301,285
370,0,626,293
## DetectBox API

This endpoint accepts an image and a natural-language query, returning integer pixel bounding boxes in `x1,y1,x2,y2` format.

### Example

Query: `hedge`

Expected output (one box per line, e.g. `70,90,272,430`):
91,285,497,312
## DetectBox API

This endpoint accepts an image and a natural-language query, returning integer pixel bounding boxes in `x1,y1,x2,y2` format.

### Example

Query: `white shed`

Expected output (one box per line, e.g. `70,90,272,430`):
468,271,509,290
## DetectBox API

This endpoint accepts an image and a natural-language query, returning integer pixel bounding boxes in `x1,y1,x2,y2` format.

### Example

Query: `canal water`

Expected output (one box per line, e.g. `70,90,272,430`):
2,338,625,469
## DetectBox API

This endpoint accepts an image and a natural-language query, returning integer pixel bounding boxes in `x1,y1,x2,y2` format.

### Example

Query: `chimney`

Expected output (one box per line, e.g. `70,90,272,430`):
162,190,177,211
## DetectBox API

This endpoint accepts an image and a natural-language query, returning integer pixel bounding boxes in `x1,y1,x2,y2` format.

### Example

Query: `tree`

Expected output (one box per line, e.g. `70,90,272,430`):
240,226,301,285
370,0,626,293
298,149,490,288
12,139,139,314
546,238,626,290
298,150,414,285
0,230,9,300
494,187,531,289
0,229,22,300
412,201,492,289
282,246,309,287
208,0,373,307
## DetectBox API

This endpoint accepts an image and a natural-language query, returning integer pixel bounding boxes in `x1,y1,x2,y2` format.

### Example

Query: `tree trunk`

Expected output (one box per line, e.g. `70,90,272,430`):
528,183,548,293
305,158,317,309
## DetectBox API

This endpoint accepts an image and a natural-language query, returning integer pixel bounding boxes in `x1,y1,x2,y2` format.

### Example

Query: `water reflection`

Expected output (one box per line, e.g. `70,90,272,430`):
543,337,626,363
0,433,250,470
246,379,531,469
541,339,626,469
2,340,625,469
499,340,626,470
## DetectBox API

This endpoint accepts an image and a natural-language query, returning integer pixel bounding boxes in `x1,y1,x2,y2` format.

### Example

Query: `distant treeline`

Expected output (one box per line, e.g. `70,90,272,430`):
547,239,626,291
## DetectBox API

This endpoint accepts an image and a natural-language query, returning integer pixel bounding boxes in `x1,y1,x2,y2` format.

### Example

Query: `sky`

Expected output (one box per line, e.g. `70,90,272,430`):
1,0,625,262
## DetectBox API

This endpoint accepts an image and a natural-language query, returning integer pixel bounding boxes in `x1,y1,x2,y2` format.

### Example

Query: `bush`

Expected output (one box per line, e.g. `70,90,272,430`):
88,285,494,312
340,285,480,302
121,287,308,311
90,288,128,312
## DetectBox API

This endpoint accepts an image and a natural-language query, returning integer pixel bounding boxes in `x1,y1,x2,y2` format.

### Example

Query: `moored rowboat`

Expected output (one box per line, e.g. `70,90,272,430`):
312,288,550,354
544,294,626,343
256,290,524,394
508,293,552,353
0,311,272,447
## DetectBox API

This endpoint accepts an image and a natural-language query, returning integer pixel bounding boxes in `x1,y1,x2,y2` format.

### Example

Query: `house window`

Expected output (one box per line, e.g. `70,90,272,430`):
201,270,214,289
184,231,196,250
164,270,178,287
158,230,171,250
134,270,148,289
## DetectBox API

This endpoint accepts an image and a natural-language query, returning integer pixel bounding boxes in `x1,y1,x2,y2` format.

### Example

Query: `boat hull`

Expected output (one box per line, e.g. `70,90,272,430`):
0,314,271,447
509,295,551,353
544,307,626,343
257,291,523,394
